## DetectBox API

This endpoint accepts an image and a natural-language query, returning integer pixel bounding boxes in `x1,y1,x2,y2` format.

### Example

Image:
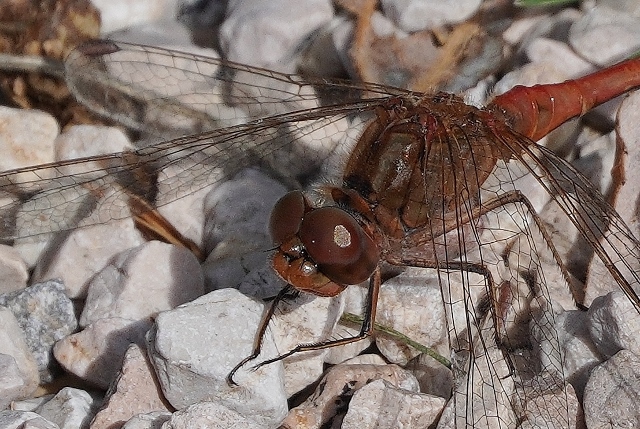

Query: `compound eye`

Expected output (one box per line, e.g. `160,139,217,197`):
299,207,378,285
269,191,306,246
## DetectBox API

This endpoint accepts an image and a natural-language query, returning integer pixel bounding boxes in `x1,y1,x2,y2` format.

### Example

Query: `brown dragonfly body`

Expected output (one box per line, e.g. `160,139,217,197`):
266,57,640,317
244,57,640,426
2,40,640,428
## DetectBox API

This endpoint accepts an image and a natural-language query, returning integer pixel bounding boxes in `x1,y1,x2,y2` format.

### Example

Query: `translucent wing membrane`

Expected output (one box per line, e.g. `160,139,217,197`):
0,104,375,241
2,40,640,428
505,136,640,305
64,40,404,138
387,118,578,427
0,40,418,242
2,40,406,241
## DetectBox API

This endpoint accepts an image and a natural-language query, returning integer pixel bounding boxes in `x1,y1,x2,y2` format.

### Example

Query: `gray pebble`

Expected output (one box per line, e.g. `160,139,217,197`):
0,279,78,382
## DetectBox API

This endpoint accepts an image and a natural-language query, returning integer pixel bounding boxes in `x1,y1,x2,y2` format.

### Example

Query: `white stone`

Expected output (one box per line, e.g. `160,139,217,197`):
202,168,287,291
529,299,567,376
32,218,146,299
323,282,372,365
10,394,53,412
0,411,58,429
569,5,640,66
270,291,344,397
0,308,39,405
341,353,387,366
0,107,58,182
281,364,419,428
615,90,640,226
109,20,193,48
342,379,445,429
203,169,286,252
572,129,617,197
437,344,516,429
297,15,355,79
463,76,493,108
493,55,571,95
80,241,204,326
509,301,583,426
231,261,286,302
233,264,357,396
9,228,49,270
0,279,77,383
90,344,171,429
380,0,482,32
403,267,484,352
525,38,595,79
13,176,144,270
161,402,264,429
219,0,334,70
587,291,640,358
502,15,549,46
375,270,448,365
518,383,581,429
0,354,30,410
18,418,60,429
54,125,132,165
0,244,28,294
405,352,453,400
155,157,218,250
120,411,171,429
598,0,640,15
34,387,95,429
53,317,151,389
583,349,640,428
548,310,603,397
91,0,181,34
584,90,640,306
147,289,287,427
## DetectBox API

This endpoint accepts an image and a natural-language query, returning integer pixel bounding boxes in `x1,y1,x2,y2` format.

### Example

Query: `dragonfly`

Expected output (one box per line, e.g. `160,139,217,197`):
1,40,640,428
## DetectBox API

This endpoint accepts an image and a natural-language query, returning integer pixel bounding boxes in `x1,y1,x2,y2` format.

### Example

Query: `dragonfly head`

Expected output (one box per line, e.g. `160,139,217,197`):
269,191,379,296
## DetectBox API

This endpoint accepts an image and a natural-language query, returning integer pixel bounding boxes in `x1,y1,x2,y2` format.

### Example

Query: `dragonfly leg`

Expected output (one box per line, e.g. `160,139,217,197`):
226,284,296,386
247,266,382,370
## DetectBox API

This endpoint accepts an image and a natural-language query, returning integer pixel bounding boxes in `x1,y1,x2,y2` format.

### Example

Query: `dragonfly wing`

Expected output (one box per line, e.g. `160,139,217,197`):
0,102,378,242
64,40,401,139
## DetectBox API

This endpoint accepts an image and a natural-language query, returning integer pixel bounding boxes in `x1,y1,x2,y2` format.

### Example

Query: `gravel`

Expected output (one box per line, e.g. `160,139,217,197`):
1,0,640,428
